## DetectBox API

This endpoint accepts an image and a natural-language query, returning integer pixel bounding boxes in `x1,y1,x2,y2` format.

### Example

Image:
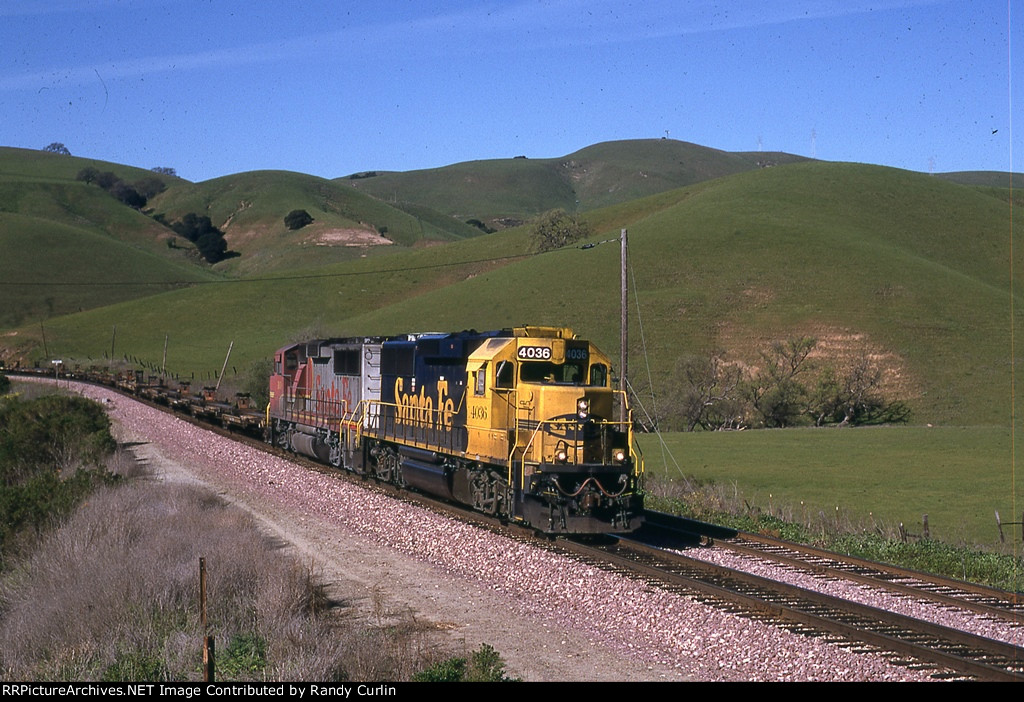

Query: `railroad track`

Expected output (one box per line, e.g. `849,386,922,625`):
643,510,1024,624
606,511,1024,681
17,373,1024,680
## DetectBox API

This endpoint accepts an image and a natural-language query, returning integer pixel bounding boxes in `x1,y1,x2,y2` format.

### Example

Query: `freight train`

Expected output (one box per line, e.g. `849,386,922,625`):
267,326,644,533
3,325,645,534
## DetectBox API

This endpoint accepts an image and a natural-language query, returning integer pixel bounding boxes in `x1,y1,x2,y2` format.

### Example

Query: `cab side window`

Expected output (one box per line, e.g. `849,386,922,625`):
496,360,514,388
474,364,487,396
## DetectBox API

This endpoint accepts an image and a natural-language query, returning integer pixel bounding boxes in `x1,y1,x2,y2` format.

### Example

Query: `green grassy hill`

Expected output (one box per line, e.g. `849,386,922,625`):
0,149,484,328
8,160,1019,427
0,147,178,187
339,138,808,225
148,170,482,276
0,148,215,328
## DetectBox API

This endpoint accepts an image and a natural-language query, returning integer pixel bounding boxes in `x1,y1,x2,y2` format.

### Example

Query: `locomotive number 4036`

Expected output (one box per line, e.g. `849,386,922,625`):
517,346,552,360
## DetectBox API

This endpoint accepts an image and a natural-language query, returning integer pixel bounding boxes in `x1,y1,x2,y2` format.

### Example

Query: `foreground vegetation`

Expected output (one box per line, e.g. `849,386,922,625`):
1,478,469,681
0,390,121,564
0,387,511,681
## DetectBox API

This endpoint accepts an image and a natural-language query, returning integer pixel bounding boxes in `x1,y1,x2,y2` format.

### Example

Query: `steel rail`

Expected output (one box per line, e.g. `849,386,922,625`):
643,510,1024,621
556,536,1024,682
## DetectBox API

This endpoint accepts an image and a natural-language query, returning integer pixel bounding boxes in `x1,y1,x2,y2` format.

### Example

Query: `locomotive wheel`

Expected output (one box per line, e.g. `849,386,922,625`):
470,471,495,514
274,421,291,450
328,439,343,468
470,469,507,517
374,445,400,485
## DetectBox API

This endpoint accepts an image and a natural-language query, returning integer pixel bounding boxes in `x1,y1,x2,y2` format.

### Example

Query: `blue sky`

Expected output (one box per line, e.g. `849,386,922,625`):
1,0,1018,182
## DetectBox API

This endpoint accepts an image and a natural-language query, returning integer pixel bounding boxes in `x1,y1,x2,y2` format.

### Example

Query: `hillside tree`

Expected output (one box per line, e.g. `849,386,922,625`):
284,209,314,230
42,143,71,155
746,337,816,428
669,354,746,431
529,209,590,252
170,213,232,263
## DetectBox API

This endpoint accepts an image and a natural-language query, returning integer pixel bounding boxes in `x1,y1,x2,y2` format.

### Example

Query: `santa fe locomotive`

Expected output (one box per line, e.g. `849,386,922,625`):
267,326,644,533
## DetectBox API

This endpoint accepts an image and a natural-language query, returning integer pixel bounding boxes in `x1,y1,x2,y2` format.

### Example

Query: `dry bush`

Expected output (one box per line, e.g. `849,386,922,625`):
0,479,447,681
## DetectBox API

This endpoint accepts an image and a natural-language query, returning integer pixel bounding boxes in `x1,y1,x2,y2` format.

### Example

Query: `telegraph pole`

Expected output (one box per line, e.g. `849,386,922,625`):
620,228,628,402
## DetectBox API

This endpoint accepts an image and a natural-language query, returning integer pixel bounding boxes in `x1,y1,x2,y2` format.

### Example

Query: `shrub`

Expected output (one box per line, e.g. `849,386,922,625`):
412,644,518,682
529,209,590,252
284,209,314,230
0,394,121,563
170,214,232,263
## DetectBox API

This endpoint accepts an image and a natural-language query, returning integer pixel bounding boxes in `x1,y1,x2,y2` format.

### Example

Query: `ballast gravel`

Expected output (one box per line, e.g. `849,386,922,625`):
49,379,967,681
681,545,1024,649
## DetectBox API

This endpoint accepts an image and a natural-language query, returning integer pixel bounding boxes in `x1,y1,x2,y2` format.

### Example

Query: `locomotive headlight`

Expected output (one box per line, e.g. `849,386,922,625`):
577,398,590,420
555,448,568,462
613,449,626,463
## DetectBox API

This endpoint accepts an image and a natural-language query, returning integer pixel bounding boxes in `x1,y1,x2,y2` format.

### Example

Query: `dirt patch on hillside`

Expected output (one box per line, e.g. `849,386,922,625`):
312,228,393,247
718,324,915,400
223,223,274,248
800,326,913,397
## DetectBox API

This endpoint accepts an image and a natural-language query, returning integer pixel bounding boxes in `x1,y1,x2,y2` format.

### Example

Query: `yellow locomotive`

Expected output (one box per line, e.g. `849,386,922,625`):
268,326,644,533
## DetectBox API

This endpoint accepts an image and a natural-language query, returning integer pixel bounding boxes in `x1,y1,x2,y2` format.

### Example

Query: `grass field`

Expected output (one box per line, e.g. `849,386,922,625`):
640,425,1021,548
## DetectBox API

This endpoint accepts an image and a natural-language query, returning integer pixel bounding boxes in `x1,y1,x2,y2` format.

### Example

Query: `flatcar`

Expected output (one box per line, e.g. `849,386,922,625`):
267,326,644,533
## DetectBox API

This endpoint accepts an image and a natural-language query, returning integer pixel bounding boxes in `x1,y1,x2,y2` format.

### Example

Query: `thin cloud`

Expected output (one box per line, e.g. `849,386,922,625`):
0,0,959,93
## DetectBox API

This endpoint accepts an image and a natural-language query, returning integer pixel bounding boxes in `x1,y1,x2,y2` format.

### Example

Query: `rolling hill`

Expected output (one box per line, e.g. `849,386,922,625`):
0,139,810,331
338,138,809,225
0,148,215,328
4,156,1019,429
146,170,484,277
0,148,489,326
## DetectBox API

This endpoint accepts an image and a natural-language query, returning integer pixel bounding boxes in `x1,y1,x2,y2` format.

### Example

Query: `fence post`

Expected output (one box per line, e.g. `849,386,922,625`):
200,557,214,682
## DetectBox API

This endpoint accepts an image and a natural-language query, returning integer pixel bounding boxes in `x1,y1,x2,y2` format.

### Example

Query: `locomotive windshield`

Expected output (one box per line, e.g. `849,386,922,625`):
520,361,584,384
519,361,608,386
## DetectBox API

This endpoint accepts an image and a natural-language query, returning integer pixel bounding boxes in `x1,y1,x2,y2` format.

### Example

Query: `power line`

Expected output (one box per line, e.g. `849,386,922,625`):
0,249,579,288
2,235,620,288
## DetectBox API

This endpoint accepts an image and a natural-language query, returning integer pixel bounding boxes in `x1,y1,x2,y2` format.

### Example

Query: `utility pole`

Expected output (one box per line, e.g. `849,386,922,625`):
215,341,234,392
620,228,628,404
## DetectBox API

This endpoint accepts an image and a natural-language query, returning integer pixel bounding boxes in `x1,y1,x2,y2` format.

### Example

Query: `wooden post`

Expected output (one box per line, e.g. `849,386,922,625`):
203,636,215,683
200,557,207,632
162,335,168,377
215,341,233,393
620,228,628,418
200,557,214,681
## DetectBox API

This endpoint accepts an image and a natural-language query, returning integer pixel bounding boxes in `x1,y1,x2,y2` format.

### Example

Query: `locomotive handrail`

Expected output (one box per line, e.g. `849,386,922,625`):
359,398,465,454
